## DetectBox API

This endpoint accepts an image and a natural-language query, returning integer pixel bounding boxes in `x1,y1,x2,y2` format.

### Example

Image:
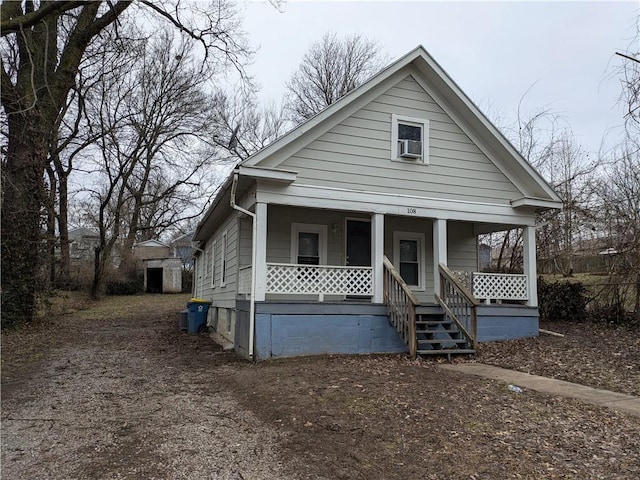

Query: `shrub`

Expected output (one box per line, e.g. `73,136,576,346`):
106,274,143,295
537,277,588,322
588,282,636,326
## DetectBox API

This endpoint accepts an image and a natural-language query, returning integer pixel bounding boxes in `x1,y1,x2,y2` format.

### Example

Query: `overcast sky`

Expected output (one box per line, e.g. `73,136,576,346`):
240,0,639,157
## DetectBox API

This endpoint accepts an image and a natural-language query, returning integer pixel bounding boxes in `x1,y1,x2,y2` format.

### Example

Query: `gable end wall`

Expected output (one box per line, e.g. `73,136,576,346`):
279,74,523,205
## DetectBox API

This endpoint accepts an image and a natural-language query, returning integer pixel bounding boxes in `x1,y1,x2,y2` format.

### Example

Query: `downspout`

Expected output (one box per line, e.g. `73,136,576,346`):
230,172,257,360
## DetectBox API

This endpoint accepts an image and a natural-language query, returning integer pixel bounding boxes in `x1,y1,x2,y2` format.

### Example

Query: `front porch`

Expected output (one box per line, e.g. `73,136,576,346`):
231,204,539,359
238,262,532,306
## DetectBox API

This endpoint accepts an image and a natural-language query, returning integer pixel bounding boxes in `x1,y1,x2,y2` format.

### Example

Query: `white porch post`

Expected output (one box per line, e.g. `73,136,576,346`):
523,225,538,307
433,218,447,296
371,213,384,303
254,202,268,301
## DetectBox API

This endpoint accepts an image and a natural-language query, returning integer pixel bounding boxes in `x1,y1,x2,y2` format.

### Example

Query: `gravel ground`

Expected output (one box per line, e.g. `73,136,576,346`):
2,295,295,480
2,295,639,479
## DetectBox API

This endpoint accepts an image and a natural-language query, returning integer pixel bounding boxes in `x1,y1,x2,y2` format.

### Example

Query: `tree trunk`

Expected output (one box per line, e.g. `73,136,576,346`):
1,113,49,327
54,158,71,285
91,247,106,299
635,273,640,323
45,165,58,288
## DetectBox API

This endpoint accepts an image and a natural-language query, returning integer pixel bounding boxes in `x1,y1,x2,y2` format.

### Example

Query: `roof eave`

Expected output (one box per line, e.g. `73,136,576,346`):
511,197,563,210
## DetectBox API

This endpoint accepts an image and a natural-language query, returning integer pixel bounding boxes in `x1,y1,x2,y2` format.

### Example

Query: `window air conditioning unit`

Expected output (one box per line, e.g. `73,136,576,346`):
399,139,422,159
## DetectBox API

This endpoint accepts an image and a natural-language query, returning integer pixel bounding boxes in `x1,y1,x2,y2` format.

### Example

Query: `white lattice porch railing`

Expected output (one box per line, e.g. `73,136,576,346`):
266,263,373,301
472,272,528,303
238,266,252,295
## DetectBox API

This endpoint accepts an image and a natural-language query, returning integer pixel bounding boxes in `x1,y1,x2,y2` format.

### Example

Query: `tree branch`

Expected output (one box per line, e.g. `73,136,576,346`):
616,52,640,65
0,1,83,36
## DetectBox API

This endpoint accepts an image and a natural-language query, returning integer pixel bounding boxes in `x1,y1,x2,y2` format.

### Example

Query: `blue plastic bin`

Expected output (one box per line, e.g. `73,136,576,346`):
186,300,212,334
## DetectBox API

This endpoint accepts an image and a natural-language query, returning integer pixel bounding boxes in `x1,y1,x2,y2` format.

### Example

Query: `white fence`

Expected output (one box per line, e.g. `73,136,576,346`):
241,264,526,304
266,263,373,301
471,272,528,304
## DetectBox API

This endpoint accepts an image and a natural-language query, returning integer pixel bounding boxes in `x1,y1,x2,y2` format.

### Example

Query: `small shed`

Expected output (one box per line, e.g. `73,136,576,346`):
143,257,182,293
134,239,182,293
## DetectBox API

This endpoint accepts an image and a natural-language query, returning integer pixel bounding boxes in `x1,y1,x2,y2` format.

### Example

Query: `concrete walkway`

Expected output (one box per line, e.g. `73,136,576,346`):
440,363,640,418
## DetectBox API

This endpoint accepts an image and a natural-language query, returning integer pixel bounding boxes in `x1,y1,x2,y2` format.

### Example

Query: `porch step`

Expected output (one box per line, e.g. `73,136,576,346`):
413,306,474,358
417,349,475,356
415,305,444,315
417,337,466,344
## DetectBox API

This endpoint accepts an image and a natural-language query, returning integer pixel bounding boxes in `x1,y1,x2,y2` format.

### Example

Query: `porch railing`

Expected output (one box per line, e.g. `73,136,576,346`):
383,256,417,358
472,272,528,304
437,264,478,350
265,263,373,300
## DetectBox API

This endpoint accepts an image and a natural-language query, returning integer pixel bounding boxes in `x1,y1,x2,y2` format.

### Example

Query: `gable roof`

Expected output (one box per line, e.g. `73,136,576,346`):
68,227,99,240
135,239,170,248
194,45,562,243
243,45,561,206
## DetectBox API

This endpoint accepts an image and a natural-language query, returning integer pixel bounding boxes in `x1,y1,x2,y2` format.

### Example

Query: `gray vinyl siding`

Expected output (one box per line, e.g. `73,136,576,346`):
200,212,239,309
266,205,346,265
238,217,252,268
280,75,522,204
447,221,478,272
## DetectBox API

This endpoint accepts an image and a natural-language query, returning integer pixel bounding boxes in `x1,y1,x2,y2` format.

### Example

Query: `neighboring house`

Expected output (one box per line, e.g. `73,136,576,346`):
133,239,182,293
68,227,100,264
192,46,562,360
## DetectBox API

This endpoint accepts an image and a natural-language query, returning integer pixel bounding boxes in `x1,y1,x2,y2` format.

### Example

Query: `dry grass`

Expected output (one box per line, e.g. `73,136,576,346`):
3,294,639,479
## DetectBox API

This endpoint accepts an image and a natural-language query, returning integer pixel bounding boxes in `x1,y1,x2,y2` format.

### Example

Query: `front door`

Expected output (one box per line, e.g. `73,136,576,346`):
346,220,371,267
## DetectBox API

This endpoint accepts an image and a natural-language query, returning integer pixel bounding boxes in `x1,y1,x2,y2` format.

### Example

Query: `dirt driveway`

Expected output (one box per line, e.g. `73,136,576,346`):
2,294,639,479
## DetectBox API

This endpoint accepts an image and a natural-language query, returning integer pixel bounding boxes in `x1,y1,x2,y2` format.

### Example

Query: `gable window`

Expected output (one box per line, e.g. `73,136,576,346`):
391,114,429,164
393,231,425,290
291,224,327,265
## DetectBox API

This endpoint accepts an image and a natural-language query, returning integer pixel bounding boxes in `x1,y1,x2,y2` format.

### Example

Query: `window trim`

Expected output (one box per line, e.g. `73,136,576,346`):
205,243,212,280
210,240,217,288
393,231,426,290
220,231,227,287
291,223,328,265
391,114,429,164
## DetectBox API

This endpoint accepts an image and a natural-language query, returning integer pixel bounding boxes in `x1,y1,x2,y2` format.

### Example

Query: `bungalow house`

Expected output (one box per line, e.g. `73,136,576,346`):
192,46,562,360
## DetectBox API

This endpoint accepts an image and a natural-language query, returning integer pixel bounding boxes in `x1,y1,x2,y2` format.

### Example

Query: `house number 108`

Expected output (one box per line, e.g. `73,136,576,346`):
407,207,417,214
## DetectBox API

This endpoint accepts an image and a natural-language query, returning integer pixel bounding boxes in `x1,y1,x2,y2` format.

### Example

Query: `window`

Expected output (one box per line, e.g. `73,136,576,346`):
291,224,327,265
220,231,227,287
393,231,425,289
391,114,429,164
210,240,217,288
298,232,320,265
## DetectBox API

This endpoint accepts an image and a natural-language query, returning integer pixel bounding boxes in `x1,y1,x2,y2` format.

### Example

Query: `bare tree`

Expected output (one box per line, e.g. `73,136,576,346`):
285,32,385,123
209,90,289,160
615,21,640,145
79,30,220,297
482,94,598,275
1,1,250,326
595,146,640,320
537,131,600,275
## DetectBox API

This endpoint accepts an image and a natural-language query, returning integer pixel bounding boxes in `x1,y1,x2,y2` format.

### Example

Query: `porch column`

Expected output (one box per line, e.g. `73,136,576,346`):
433,218,447,295
371,213,384,303
523,225,538,307
254,202,268,301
